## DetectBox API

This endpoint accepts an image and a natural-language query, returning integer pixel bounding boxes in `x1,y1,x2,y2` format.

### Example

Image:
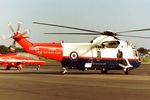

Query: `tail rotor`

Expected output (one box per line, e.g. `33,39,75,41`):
8,22,29,53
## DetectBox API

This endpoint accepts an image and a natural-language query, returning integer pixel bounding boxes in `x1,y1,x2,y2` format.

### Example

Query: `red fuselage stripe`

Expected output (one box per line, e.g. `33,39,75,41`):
63,56,139,60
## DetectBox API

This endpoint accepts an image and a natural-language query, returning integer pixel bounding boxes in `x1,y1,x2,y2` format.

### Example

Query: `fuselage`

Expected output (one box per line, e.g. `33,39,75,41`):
12,33,141,71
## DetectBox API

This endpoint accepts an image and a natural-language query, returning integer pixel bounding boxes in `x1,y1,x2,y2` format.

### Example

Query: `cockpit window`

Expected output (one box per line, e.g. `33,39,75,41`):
101,41,120,48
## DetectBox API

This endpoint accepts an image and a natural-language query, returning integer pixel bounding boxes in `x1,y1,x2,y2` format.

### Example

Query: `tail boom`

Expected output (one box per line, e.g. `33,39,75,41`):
12,33,63,61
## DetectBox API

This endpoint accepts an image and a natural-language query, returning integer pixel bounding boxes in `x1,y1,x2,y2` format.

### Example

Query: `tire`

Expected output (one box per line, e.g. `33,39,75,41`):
6,67,11,70
124,68,129,75
101,68,107,74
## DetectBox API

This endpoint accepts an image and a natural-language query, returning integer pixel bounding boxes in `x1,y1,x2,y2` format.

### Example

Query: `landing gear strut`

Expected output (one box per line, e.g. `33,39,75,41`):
61,67,67,74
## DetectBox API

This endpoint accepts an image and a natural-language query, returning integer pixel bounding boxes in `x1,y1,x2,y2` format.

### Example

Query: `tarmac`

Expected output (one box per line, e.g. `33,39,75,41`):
0,64,149,100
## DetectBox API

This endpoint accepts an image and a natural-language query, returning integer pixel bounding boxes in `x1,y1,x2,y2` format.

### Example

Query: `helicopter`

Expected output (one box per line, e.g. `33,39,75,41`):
7,22,150,74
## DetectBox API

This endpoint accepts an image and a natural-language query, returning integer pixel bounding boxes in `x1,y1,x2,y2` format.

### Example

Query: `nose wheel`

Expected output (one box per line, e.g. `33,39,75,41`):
123,68,129,75
101,68,107,74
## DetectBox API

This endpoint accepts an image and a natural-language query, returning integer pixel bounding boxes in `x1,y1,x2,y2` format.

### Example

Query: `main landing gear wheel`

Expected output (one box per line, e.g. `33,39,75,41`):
60,67,67,75
6,67,11,70
101,68,107,74
123,68,129,75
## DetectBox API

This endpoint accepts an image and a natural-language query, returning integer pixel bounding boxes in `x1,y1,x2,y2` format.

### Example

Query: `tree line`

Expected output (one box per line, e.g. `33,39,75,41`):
0,45,25,54
137,47,149,55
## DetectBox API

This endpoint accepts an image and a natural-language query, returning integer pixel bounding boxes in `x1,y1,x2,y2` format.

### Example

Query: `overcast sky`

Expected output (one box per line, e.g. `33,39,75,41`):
0,0,150,48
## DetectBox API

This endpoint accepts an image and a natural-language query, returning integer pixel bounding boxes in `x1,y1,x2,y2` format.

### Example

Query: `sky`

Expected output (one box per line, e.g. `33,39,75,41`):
0,0,150,48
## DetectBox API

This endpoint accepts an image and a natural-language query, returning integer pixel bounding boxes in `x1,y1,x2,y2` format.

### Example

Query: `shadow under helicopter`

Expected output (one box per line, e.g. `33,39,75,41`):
0,68,146,75
0,64,148,75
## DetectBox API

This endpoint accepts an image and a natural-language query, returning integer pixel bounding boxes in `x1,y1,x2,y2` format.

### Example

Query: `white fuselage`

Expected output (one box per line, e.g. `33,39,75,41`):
62,36,139,60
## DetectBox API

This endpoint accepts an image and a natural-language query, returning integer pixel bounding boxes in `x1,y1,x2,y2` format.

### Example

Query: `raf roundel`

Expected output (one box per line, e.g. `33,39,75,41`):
70,51,78,61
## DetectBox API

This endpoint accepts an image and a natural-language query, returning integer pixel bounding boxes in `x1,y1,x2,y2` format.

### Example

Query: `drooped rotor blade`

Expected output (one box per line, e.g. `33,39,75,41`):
33,22,102,33
17,22,22,32
44,32,101,35
0,34,10,40
118,34,150,39
8,23,15,34
116,28,150,34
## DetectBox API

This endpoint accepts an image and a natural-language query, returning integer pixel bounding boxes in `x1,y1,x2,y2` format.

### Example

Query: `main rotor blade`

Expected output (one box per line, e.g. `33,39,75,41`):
45,33,150,39
44,32,100,35
116,28,150,34
33,22,102,33
118,34,150,39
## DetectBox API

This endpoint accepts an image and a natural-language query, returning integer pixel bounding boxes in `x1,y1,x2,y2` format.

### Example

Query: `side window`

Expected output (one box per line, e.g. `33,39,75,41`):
101,41,120,48
134,51,138,57
97,50,101,57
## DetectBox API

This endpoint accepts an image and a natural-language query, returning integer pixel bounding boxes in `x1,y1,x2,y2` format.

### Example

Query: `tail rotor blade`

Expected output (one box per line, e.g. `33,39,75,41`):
22,29,31,35
22,31,27,35
17,22,22,32
27,29,31,34
8,23,15,34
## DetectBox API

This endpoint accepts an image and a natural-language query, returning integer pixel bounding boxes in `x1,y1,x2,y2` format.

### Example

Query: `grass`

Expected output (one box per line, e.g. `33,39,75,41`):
141,57,150,62
140,57,150,64
39,57,60,65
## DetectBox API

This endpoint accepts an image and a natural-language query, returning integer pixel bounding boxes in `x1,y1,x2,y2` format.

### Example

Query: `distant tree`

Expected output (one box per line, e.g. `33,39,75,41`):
0,45,26,54
0,45,8,54
15,47,26,52
137,47,148,54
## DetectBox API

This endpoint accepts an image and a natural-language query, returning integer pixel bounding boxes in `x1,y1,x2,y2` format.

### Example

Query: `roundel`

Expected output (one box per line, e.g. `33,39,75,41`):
70,51,78,61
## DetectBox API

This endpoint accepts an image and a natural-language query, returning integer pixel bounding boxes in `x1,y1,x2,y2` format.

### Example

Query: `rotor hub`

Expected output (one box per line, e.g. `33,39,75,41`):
102,31,117,36
11,32,23,39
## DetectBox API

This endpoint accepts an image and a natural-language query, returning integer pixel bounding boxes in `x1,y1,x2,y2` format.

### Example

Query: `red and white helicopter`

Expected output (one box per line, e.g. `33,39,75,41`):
8,22,150,74
0,52,46,70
